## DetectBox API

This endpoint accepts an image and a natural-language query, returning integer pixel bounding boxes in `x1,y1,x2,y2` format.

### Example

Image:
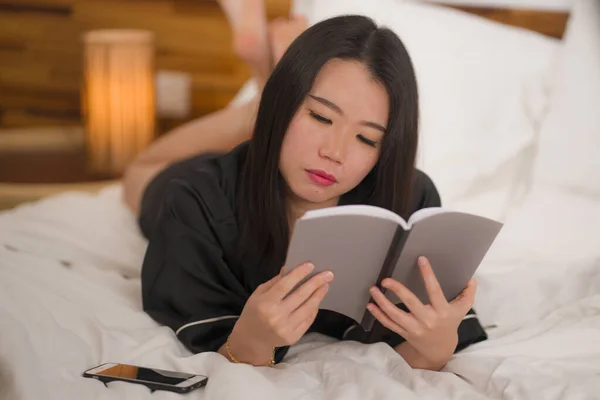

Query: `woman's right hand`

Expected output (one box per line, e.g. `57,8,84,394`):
228,263,333,362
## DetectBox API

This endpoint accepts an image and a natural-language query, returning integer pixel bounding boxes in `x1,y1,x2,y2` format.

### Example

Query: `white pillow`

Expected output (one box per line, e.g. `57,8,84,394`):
299,0,559,221
532,0,600,198
474,186,600,330
233,0,559,221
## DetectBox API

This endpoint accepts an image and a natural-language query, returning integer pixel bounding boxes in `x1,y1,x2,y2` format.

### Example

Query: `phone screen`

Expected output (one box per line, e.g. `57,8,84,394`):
95,364,196,386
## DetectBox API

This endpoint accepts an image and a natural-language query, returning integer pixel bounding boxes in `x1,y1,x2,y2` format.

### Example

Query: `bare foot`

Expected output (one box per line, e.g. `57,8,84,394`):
268,15,309,65
218,0,271,84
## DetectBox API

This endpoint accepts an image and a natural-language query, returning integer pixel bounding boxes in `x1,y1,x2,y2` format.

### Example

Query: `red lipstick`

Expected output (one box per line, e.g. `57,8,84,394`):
306,169,337,187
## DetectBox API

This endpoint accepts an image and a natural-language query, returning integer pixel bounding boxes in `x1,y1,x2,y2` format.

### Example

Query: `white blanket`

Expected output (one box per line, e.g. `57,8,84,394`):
1,185,599,400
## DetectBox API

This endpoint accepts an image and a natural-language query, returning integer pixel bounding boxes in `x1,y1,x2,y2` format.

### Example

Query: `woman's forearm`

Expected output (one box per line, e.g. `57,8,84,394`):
395,342,447,371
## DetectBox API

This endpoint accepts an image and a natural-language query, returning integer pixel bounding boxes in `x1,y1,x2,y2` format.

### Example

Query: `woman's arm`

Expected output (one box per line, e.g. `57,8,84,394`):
141,179,249,356
395,342,447,371
217,328,275,366
141,178,331,367
123,99,258,214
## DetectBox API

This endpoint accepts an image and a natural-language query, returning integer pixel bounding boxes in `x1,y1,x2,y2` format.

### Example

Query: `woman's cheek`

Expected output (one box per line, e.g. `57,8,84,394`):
349,149,378,176
284,119,304,145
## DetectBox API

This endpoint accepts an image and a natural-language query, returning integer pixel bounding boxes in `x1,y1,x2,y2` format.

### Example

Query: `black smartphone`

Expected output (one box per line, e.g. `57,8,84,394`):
83,363,208,394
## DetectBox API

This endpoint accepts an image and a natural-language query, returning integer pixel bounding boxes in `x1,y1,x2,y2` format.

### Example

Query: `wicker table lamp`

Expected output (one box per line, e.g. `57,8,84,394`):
82,29,156,177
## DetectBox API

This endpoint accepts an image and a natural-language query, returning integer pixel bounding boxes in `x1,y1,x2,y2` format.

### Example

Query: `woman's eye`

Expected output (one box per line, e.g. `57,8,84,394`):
309,111,332,125
357,134,378,147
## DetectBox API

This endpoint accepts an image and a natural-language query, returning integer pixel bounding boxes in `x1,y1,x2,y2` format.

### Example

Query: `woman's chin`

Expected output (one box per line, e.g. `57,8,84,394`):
291,184,339,206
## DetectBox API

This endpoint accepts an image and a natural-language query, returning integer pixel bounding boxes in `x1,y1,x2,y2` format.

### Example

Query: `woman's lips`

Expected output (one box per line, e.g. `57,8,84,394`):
306,169,337,187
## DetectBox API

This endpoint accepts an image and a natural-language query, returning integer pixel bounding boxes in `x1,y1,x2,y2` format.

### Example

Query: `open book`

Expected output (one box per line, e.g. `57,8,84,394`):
284,205,503,332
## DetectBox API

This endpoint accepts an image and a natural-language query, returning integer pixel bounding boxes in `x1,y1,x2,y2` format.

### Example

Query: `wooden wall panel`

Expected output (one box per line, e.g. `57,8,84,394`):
0,0,291,132
0,0,567,134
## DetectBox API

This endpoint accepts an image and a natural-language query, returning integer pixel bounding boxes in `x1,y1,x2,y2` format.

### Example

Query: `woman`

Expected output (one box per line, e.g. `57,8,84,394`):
134,15,487,370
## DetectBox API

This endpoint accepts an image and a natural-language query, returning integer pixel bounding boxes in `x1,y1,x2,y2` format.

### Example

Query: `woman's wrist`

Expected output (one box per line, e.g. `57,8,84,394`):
223,325,275,366
394,342,449,371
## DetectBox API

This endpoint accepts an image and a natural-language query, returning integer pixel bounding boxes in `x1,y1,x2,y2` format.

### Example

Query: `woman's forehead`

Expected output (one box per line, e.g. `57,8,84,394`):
309,59,389,126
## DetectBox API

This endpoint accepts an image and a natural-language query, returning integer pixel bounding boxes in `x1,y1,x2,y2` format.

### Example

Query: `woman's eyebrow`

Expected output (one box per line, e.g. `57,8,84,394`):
361,121,386,133
308,94,343,115
308,94,387,133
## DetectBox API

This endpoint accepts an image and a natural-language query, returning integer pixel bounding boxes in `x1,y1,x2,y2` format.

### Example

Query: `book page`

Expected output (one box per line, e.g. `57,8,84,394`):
285,208,401,324
302,205,409,230
406,207,446,228
387,212,503,305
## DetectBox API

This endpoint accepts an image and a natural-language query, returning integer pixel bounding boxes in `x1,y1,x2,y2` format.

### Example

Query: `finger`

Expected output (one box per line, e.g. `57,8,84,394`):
257,266,285,293
380,279,428,322
366,303,408,338
268,262,316,300
450,279,477,314
418,256,448,310
369,286,421,332
291,315,316,340
281,270,334,313
291,308,320,341
289,283,329,329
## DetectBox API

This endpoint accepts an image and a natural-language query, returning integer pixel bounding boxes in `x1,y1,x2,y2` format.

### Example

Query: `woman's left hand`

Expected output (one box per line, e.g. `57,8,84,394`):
367,256,477,370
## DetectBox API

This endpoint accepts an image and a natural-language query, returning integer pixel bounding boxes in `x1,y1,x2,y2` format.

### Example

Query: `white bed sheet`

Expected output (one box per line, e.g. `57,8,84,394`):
1,185,599,400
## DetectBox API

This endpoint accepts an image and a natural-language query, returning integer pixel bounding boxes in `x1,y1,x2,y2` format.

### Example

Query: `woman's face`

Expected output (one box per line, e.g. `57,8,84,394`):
279,59,389,207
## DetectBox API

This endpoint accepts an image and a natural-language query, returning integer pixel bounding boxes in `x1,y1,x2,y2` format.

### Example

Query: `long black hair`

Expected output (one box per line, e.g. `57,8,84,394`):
238,15,419,278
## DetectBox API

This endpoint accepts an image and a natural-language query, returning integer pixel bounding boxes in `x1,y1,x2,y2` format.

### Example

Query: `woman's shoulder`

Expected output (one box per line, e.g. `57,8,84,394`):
139,142,249,237
212,141,249,202
169,142,249,220
409,169,441,212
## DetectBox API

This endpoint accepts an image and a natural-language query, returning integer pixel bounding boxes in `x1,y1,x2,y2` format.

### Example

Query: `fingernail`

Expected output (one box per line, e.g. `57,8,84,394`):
324,271,334,281
369,286,377,294
381,279,389,288
418,256,427,267
306,262,315,271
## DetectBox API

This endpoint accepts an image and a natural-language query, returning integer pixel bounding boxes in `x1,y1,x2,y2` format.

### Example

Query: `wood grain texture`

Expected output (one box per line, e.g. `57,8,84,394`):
0,0,290,131
0,0,566,132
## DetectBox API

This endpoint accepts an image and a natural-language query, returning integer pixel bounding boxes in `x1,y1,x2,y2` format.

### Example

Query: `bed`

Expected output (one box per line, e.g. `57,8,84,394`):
2,1,600,399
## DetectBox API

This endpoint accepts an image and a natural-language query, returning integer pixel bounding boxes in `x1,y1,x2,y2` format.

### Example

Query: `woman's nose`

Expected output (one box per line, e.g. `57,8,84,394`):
318,126,349,164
